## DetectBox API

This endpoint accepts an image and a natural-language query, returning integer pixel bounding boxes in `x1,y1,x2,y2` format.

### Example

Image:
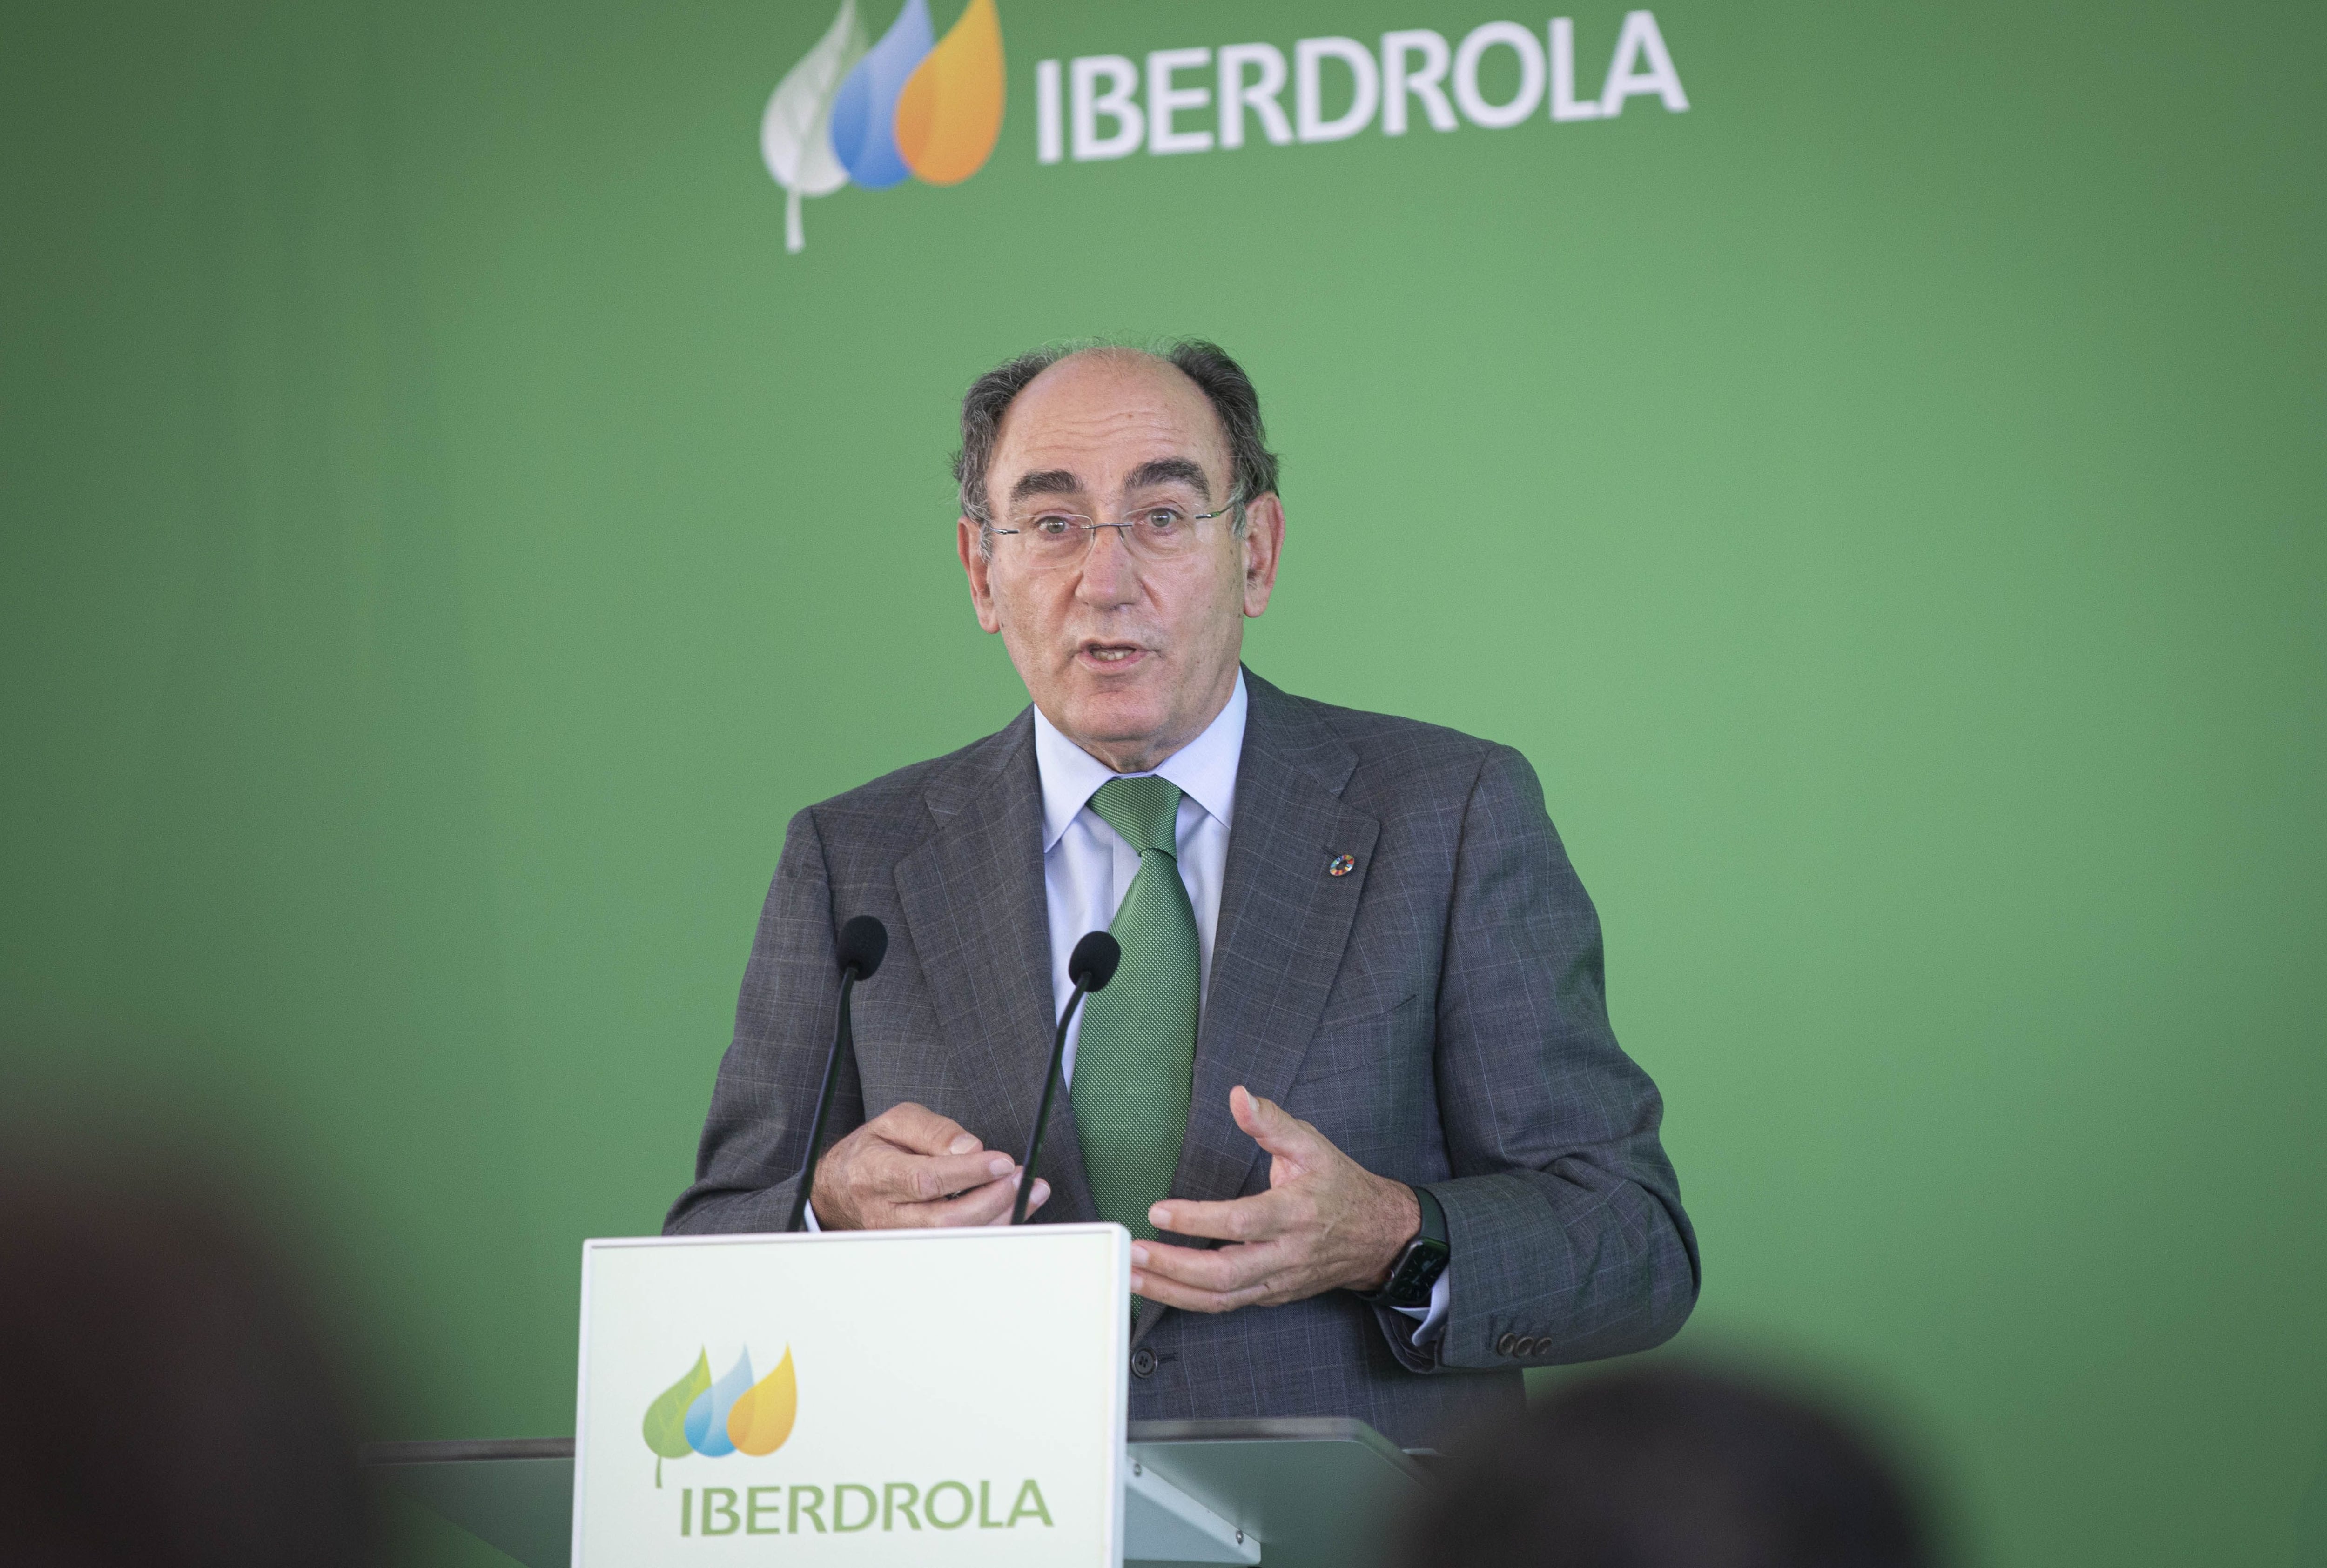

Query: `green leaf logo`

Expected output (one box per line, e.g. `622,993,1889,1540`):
760,0,869,253
641,1348,711,1488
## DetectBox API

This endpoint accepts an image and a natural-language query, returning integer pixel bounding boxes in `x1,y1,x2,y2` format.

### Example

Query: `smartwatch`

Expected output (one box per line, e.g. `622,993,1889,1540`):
1360,1186,1450,1310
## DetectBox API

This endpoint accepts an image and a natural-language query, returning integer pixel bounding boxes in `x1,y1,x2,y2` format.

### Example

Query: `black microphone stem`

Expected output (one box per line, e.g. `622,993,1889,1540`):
1012,983,1090,1226
786,969,857,1233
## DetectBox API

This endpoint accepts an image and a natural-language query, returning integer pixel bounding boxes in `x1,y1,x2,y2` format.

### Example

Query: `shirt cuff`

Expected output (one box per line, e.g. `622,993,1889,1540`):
802,1199,822,1233
1387,1268,1451,1346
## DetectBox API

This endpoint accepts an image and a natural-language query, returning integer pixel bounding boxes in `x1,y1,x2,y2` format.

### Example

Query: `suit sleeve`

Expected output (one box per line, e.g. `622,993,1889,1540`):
1376,744,1700,1371
664,807,863,1235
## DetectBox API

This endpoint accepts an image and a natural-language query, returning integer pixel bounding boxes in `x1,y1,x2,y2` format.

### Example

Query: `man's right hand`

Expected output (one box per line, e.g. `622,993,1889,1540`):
808,1103,1050,1229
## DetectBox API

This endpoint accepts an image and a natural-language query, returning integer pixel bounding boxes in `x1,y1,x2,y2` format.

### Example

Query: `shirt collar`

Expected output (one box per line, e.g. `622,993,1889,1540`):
1032,670,1248,852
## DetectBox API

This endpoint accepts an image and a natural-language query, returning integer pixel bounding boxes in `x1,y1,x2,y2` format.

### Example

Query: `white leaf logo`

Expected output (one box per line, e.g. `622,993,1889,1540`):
761,0,869,254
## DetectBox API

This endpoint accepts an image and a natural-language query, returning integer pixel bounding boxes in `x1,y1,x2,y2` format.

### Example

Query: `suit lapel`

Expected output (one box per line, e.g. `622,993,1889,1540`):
1170,672,1381,1217
893,714,1100,1225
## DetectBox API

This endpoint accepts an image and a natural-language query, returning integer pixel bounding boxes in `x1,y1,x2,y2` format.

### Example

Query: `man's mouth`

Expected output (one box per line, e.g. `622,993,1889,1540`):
1078,641,1150,668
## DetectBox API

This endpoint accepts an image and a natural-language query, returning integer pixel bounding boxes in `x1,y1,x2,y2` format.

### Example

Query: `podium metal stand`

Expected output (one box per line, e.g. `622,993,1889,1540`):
367,1417,1424,1568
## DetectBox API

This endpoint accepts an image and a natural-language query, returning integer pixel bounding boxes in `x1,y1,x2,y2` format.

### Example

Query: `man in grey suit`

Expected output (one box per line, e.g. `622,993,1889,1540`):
668,340,1697,1448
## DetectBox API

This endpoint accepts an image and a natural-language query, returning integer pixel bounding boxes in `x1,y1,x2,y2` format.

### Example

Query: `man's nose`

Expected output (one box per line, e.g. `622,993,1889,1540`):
1075,524,1141,606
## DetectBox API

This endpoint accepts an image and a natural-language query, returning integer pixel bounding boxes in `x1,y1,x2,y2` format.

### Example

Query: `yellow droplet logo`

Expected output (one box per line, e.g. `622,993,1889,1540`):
723,1347,797,1457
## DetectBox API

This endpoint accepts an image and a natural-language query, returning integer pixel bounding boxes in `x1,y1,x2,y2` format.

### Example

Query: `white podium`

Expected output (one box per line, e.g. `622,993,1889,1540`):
366,1225,1426,1567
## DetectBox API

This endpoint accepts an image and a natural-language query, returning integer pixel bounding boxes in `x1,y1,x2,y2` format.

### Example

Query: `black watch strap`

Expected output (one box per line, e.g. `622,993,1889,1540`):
1361,1186,1452,1309
1415,1186,1448,1248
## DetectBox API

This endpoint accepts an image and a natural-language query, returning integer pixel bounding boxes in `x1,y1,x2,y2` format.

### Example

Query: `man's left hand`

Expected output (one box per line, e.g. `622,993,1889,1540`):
1130,1086,1420,1313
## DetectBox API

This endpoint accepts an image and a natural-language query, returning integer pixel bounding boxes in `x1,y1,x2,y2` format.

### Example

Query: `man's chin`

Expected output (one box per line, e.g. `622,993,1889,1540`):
1045,684,1172,755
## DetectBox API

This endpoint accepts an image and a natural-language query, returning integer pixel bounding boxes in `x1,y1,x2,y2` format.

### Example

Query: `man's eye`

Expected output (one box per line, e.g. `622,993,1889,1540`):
1138,509,1185,529
1032,516,1078,537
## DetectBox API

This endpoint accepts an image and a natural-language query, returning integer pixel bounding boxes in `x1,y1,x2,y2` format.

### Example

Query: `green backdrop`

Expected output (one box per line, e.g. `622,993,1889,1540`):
4,0,2323,1564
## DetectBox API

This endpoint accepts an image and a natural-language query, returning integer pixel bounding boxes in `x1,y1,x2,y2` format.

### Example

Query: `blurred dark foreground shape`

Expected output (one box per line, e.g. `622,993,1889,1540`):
0,1134,376,1568
1391,1362,1941,1568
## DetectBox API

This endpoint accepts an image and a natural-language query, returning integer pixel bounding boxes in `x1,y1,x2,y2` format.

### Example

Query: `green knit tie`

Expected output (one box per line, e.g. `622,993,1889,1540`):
1072,776,1201,1247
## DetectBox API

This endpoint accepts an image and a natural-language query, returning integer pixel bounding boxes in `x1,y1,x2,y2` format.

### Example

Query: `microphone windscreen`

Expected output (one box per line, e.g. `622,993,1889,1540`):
836,914,888,980
1069,931,1122,992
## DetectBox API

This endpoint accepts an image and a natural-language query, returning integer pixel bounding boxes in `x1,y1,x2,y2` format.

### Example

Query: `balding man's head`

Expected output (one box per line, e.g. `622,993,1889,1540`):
951,338,1286,774
954,340,1280,540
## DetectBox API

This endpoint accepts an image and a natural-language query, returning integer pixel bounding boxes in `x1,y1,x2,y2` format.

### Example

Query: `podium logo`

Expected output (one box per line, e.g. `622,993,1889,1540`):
761,0,1006,253
643,1347,798,1483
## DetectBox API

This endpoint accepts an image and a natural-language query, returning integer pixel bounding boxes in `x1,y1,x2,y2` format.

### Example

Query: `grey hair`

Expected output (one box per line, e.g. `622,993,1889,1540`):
952,338,1283,556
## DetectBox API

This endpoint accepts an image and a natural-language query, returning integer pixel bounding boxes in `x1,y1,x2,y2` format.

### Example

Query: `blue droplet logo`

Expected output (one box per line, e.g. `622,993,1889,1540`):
680,1349,755,1458
827,0,934,190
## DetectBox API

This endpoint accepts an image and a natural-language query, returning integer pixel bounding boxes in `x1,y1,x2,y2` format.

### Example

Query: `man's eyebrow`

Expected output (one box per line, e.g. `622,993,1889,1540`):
1124,457,1214,500
1007,469,1082,504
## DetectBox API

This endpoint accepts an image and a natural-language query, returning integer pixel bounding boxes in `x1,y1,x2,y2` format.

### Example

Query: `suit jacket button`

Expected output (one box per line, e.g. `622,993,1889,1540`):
1130,1347,1158,1379
1496,1333,1518,1356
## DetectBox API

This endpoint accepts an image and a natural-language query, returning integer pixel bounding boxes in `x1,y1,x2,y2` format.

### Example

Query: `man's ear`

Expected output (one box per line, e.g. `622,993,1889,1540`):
958,517,1003,633
1239,494,1285,618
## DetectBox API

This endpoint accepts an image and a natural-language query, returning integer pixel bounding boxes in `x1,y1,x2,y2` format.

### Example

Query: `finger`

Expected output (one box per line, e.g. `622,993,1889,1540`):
1148,1188,1292,1244
1133,1238,1282,1294
916,1172,1021,1227
865,1144,1016,1203
1230,1086,1323,1160
1127,1263,1271,1314
981,1176,1051,1226
871,1102,984,1157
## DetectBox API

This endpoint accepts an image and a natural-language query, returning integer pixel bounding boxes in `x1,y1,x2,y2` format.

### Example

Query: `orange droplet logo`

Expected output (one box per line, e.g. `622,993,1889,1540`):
894,0,1005,186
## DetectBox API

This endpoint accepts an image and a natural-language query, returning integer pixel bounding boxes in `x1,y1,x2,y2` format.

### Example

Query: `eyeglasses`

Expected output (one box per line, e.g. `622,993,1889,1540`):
984,497,1241,567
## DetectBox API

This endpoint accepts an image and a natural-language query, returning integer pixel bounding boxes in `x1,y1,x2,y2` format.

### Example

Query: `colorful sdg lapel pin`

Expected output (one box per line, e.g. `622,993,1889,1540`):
761,0,1005,252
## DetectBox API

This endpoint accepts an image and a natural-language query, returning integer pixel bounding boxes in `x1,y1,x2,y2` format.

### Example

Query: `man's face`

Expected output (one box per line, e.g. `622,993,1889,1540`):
958,351,1283,773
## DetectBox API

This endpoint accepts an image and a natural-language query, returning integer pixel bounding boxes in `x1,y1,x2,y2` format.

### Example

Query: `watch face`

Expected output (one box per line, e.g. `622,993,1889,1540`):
1388,1238,1451,1307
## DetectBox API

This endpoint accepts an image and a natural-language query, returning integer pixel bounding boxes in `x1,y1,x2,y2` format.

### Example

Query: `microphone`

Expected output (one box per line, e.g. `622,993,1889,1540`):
1012,931,1121,1226
786,914,889,1232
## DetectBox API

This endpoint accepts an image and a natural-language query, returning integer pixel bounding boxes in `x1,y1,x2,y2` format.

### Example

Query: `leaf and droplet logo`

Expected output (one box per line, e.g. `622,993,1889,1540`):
642,1346,798,1485
761,0,1004,250
761,0,1004,252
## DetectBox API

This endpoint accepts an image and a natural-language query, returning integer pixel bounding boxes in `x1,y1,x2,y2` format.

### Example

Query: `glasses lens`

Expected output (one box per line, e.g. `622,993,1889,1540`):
1005,512,1089,560
1124,506,1200,556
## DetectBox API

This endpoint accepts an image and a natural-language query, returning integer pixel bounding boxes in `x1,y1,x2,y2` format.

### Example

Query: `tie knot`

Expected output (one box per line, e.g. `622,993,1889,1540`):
1088,776,1184,857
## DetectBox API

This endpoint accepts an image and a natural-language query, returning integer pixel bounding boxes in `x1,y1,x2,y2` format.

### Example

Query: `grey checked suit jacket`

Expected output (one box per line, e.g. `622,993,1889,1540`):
668,671,1698,1448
